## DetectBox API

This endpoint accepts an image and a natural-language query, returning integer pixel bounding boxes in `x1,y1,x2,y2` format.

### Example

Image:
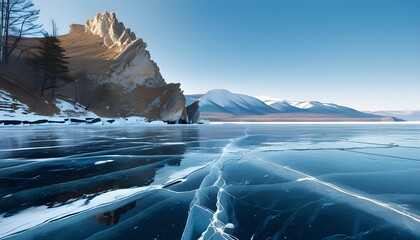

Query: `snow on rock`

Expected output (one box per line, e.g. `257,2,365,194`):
54,99,98,118
0,89,36,119
85,11,136,51
0,95,102,125
0,93,164,126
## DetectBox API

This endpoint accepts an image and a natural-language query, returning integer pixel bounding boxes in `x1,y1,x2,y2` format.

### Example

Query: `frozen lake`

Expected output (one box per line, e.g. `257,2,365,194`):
0,124,419,239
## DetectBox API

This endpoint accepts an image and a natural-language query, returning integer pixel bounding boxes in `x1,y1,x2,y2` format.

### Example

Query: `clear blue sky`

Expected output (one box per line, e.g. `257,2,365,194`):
33,0,420,111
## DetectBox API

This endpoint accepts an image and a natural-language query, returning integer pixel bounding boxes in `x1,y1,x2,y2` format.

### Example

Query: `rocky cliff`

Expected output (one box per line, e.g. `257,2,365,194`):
85,11,136,51
186,100,200,123
107,39,166,89
59,11,187,122
84,11,166,89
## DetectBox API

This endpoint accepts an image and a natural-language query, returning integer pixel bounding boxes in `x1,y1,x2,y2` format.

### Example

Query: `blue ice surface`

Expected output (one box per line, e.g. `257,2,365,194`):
0,124,419,239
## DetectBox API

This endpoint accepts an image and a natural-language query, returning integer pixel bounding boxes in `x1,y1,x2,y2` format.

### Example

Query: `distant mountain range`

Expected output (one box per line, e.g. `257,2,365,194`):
368,110,420,121
186,89,402,122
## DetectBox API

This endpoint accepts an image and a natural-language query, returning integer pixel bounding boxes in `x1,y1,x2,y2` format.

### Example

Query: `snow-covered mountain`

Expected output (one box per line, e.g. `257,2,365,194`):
257,96,372,117
196,89,278,115
186,89,399,122
256,96,304,112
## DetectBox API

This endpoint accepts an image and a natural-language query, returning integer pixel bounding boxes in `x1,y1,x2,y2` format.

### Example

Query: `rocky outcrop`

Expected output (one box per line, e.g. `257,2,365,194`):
77,12,187,122
178,108,189,124
85,11,136,51
3,11,192,123
159,84,186,122
84,11,166,90
186,100,200,123
107,39,165,90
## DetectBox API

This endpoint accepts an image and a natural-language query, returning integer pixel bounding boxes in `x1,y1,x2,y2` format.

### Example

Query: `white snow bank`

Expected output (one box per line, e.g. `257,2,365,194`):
0,92,172,126
94,160,114,165
0,153,213,238
54,99,98,118
0,186,157,238
0,89,37,119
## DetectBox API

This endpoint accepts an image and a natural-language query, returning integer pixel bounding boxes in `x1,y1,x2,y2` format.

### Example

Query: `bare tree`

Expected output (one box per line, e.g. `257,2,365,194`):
1,0,41,65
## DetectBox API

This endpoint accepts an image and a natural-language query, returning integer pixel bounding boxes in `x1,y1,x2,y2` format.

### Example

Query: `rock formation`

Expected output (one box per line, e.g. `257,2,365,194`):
72,11,187,122
84,11,167,90
186,100,200,123
3,11,189,122
158,83,186,122
107,39,166,89
85,11,136,51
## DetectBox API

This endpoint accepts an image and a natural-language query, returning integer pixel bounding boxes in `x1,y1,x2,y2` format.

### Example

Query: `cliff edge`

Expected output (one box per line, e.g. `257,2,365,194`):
59,11,187,122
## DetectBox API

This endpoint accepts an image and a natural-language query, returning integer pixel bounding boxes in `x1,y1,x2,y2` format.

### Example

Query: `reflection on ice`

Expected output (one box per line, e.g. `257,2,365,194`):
0,124,420,239
96,201,137,226
0,186,156,238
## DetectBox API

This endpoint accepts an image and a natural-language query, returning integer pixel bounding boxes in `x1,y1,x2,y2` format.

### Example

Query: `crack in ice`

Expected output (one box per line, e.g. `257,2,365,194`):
181,132,250,240
261,159,420,223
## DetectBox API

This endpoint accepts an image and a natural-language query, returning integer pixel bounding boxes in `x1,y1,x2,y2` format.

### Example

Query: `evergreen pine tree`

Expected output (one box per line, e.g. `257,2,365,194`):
28,31,70,97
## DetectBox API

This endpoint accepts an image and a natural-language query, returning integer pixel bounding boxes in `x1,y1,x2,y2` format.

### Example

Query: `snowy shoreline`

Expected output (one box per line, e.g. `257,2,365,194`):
1,89,206,126
210,121,420,125
2,118,418,127
0,116,168,126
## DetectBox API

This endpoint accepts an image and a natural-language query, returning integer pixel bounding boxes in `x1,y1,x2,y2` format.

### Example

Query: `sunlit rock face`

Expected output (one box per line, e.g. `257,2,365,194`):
85,11,165,90
159,83,186,122
107,39,166,89
79,11,187,121
85,11,136,50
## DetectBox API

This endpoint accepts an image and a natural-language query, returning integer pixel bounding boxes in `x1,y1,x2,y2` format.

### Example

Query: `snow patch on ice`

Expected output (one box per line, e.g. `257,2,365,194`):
0,186,159,238
161,142,186,146
2,194,12,199
94,160,114,165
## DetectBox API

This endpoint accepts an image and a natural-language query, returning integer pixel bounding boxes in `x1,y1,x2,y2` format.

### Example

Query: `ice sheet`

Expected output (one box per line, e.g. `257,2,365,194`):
1,124,419,239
